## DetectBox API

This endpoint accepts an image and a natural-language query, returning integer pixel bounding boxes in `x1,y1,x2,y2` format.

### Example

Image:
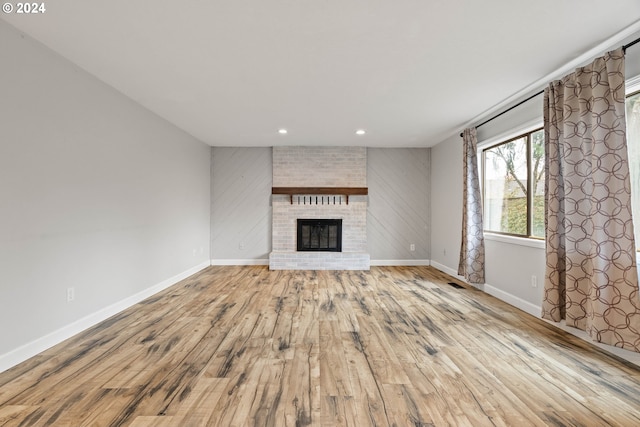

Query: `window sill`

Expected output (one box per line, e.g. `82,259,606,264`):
484,232,545,249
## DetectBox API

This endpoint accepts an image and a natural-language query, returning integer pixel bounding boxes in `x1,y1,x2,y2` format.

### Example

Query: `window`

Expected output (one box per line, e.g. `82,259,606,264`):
627,90,640,253
483,129,544,238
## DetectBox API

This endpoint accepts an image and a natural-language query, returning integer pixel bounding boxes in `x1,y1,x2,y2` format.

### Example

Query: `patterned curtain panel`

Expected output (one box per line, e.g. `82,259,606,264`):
542,48,640,351
458,128,485,284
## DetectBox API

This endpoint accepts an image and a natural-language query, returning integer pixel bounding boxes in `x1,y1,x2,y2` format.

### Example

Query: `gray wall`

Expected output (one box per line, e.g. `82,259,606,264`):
430,136,464,270
431,131,545,315
0,21,211,358
367,148,430,261
211,147,272,261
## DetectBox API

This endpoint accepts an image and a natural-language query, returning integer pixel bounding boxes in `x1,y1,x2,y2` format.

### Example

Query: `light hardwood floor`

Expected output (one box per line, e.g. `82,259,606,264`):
1,266,640,426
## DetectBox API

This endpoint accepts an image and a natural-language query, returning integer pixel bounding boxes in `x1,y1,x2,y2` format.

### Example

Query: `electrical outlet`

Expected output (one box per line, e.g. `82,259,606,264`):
239,242,245,250
67,287,75,302
410,244,415,251
443,248,447,256
531,275,537,288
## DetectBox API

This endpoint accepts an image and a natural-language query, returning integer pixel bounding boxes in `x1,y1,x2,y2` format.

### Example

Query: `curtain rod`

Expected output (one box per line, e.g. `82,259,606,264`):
459,34,640,138
623,35,640,53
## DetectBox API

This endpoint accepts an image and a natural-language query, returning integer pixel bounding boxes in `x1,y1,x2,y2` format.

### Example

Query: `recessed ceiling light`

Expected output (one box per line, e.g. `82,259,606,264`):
356,129,366,135
278,129,288,134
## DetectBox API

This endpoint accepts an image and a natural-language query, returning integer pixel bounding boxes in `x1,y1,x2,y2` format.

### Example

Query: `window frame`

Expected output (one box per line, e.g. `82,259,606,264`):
626,86,640,254
481,127,544,240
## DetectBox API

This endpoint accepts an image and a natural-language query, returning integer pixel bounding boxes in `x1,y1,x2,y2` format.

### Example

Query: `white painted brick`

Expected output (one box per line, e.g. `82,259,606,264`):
270,147,369,269
273,147,366,187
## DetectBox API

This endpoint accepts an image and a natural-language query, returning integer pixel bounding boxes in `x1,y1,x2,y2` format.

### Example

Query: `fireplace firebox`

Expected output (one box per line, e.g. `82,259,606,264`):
297,219,342,252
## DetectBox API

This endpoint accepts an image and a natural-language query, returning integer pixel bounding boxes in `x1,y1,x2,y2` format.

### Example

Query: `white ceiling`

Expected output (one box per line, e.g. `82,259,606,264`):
3,1,640,147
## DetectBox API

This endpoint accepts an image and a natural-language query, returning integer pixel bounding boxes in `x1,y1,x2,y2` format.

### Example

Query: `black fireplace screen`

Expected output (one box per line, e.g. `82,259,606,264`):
297,219,342,252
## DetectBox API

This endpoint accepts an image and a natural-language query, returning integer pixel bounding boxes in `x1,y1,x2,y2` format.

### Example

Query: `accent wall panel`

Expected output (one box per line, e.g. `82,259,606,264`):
367,148,430,261
211,147,272,261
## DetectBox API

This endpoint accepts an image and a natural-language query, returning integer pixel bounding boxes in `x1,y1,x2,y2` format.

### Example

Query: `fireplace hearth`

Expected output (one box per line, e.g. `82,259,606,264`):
297,219,342,252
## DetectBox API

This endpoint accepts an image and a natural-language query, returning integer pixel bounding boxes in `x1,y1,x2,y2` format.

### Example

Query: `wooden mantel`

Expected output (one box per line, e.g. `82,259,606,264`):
272,187,368,205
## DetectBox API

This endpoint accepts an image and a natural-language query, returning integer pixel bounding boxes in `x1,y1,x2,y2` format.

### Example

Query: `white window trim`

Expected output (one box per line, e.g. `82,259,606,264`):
627,73,640,259
477,73,640,250
627,74,640,93
477,118,543,151
484,232,545,249
478,121,543,246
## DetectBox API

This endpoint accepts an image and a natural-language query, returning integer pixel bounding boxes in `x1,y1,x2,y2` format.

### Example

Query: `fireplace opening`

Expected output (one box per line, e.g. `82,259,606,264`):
297,219,342,252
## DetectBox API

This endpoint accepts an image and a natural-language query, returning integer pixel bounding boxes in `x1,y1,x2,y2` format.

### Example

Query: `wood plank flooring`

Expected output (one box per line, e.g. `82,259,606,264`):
1,266,640,426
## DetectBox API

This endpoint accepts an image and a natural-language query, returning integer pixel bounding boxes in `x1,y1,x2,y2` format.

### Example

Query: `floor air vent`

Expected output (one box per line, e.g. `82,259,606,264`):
447,282,464,289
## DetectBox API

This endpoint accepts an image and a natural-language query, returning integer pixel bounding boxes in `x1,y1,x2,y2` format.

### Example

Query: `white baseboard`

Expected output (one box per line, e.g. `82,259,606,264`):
482,283,542,317
542,319,640,367
429,260,466,282
429,260,542,317
210,259,269,266
370,259,431,266
0,261,210,374
212,259,431,267
420,262,640,366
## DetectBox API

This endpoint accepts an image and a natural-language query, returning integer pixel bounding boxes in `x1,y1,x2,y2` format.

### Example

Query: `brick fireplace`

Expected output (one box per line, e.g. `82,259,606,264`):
269,146,370,270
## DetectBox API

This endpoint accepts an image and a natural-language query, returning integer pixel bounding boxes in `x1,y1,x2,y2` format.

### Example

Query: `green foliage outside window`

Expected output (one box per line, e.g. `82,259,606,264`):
483,129,544,238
